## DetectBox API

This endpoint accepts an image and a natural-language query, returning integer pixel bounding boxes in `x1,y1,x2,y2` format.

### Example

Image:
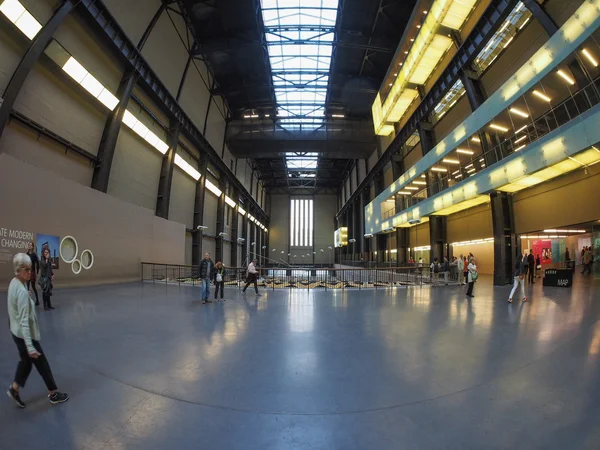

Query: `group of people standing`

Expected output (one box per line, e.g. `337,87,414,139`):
26,242,56,311
197,253,262,304
581,246,594,275
429,254,478,297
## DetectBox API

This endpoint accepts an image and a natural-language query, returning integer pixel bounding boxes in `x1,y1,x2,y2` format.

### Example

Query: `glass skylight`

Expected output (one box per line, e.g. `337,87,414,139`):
286,152,319,170
261,0,339,130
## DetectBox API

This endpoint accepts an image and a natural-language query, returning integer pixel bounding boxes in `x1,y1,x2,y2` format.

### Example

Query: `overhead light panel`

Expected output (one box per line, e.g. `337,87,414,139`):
332,114,345,118
225,196,237,208
238,206,246,216
0,0,42,40
557,69,575,85
514,144,526,152
431,167,447,172
443,158,460,164
467,168,476,173
515,125,528,133
514,135,527,144
471,137,480,143
405,186,419,190
413,181,427,185
205,179,222,197
174,154,200,181
532,90,551,102
582,48,598,67
489,123,509,132
457,148,474,155
510,107,529,118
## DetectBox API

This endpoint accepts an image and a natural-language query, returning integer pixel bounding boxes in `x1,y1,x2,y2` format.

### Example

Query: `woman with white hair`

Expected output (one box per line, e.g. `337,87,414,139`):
6,253,68,408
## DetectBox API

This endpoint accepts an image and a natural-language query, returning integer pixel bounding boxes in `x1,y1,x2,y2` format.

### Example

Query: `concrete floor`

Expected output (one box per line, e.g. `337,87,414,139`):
1,275,600,449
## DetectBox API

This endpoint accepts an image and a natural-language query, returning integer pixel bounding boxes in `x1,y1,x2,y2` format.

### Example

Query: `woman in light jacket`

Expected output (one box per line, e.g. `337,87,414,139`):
466,257,477,298
39,247,55,311
508,253,528,303
6,253,69,408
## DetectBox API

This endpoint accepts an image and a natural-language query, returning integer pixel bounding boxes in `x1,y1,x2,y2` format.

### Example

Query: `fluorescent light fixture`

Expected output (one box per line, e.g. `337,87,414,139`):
238,206,246,216
514,135,527,144
503,36,514,49
413,181,427,185
479,158,485,162
1,0,42,40
225,196,236,208
443,158,460,164
582,49,598,67
205,179,222,197
421,174,426,178
133,121,150,139
510,107,529,118
62,57,88,84
451,237,494,247
174,154,200,180
332,114,345,118
455,173,463,178
514,144,526,152
405,186,419,190
515,125,528,133
97,89,119,110
80,73,104,97
397,191,412,195
489,123,509,132
122,110,138,129
467,168,476,173
431,167,447,172
452,169,460,175
457,148,474,155
471,137,481,143
155,140,169,154
364,233,374,238
557,69,575,85
532,90,551,102
465,163,473,168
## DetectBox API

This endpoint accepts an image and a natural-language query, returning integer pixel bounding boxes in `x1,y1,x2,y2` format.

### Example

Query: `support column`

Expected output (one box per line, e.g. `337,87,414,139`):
490,191,516,286
230,190,239,268
215,179,227,263
91,3,166,192
240,209,248,266
249,212,256,262
155,55,193,218
0,0,75,141
418,122,447,262
391,154,406,263
357,192,365,256
374,172,388,264
192,158,208,266
155,122,179,219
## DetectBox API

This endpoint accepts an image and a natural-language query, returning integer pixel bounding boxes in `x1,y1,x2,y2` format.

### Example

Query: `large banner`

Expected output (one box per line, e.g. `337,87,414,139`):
0,228,61,270
533,240,553,265
0,227,36,266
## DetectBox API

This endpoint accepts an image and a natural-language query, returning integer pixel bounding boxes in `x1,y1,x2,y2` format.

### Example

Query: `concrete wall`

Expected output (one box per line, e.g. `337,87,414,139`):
446,203,493,243
513,164,600,234
0,154,184,289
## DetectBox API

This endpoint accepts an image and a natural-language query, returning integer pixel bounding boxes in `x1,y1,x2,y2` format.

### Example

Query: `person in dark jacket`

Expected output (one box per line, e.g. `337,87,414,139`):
198,253,214,304
26,242,40,306
39,248,54,311
212,262,225,301
508,253,528,303
527,250,535,284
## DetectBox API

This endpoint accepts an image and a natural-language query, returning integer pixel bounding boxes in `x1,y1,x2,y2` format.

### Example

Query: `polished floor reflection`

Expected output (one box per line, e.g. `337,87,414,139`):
1,276,600,449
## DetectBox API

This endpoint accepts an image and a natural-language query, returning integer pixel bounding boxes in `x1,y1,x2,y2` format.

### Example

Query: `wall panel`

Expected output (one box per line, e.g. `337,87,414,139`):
102,0,163,45
446,203,493,244
0,28,23,96
169,169,196,228
179,61,211,134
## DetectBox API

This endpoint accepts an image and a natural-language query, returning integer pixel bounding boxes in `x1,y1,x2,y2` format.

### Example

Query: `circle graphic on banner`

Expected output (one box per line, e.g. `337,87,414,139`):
72,259,82,275
81,249,94,270
60,236,78,263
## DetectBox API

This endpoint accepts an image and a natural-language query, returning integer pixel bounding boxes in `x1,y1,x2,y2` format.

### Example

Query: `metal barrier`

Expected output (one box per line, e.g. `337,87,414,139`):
141,262,436,290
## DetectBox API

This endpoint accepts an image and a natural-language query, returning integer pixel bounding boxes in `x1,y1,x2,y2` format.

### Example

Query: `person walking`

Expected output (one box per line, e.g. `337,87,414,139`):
198,252,214,304
466,257,477,298
527,249,535,284
39,247,55,311
443,257,450,285
508,253,528,303
463,256,469,286
430,257,440,286
582,248,592,275
457,254,465,285
26,242,40,307
213,262,225,301
6,253,69,408
242,258,261,296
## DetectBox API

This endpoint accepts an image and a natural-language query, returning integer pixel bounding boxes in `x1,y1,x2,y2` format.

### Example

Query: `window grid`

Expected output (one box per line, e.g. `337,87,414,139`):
290,198,313,247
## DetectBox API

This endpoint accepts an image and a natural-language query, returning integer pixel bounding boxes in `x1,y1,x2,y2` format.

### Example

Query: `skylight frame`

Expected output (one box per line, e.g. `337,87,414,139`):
260,0,340,130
